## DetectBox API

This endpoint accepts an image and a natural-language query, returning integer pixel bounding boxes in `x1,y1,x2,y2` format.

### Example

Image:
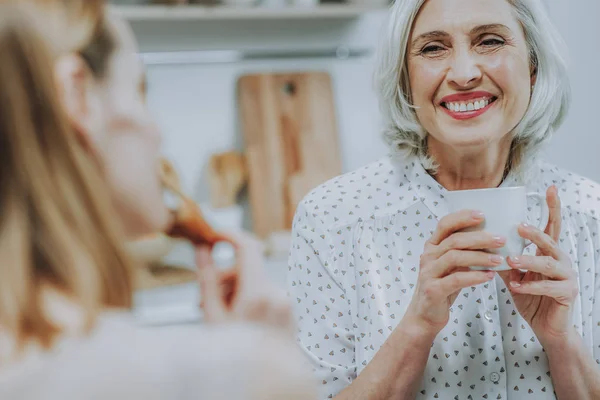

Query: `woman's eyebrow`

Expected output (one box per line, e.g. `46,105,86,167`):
470,23,512,36
471,24,512,36
411,30,449,48
411,24,512,48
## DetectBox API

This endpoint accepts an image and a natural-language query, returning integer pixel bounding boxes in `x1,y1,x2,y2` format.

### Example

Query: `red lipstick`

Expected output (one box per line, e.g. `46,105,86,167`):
439,91,497,120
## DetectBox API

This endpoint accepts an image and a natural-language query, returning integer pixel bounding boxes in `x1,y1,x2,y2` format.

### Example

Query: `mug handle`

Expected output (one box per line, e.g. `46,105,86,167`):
525,192,550,246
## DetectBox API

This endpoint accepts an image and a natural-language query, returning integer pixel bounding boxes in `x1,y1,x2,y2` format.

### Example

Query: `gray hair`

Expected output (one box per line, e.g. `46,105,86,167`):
375,0,571,174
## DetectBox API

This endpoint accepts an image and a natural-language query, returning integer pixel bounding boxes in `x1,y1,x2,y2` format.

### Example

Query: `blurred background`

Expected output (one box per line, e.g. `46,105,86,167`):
117,0,600,325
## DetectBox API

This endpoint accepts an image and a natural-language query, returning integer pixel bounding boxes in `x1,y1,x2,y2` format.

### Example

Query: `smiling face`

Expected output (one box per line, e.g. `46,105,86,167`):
407,0,534,152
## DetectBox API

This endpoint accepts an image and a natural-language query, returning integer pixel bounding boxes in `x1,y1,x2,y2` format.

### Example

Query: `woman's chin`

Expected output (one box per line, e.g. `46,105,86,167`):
125,203,172,240
433,129,505,151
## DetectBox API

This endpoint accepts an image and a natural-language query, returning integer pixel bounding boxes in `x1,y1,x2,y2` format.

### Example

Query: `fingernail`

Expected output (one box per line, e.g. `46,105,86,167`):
487,271,496,279
472,211,485,219
510,281,521,288
510,256,522,266
521,223,531,230
493,236,506,245
490,255,503,265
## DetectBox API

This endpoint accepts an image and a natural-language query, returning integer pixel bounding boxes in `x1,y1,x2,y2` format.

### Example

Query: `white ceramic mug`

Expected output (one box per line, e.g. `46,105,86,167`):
445,186,549,271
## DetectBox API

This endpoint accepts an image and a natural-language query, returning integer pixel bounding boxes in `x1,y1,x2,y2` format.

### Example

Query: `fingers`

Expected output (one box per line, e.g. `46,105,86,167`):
427,250,503,278
545,186,562,242
509,279,579,306
518,223,563,260
220,271,238,308
434,231,506,258
428,210,485,246
435,270,496,295
423,226,507,279
196,246,226,322
222,230,266,286
198,229,294,331
507,255,574,280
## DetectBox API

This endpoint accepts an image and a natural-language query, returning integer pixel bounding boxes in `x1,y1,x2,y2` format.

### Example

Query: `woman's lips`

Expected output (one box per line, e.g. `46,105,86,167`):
440,97,498,120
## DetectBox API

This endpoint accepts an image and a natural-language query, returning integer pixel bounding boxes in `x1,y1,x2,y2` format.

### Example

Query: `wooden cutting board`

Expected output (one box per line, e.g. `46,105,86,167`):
238,72,342,238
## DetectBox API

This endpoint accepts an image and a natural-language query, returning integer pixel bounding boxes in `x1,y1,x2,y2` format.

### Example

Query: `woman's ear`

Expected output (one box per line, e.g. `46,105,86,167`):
530,65,538,88
54,53,100,152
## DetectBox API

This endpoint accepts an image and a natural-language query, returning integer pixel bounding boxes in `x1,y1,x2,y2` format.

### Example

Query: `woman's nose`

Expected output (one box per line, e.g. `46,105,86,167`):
446,49,483,88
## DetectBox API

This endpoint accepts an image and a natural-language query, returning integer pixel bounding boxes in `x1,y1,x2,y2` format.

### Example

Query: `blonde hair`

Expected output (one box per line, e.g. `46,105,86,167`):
15,0,104,54
375,0,571,175
0,2,135,350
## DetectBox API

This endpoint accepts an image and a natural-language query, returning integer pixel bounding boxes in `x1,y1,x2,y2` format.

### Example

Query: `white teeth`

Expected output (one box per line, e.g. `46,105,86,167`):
444,98,492,113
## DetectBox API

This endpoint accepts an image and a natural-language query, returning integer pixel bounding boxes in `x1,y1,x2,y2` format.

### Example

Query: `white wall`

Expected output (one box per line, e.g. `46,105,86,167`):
138,12,388,211
543,0,600,180
137,1,600,209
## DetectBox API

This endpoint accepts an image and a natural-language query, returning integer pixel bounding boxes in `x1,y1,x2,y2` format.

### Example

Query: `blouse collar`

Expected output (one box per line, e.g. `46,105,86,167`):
406,156,523,219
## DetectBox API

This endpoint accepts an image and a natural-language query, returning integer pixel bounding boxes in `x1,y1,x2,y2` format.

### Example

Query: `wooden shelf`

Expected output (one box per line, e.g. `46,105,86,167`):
109,4,385,21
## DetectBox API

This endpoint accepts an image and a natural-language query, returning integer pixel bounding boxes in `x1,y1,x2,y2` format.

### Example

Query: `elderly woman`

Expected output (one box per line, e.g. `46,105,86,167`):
287,0,600,399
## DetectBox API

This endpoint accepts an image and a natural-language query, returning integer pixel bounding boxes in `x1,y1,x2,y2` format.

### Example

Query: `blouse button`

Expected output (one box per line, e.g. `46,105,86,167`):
490,372,501,384
484,310,493,321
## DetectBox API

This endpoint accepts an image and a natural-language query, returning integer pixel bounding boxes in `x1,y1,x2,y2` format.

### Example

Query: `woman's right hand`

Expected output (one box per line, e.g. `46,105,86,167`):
195,231,292,333
404,210,506,336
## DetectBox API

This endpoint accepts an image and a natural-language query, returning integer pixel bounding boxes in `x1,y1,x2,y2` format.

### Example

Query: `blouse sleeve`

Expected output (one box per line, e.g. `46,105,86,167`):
592,218,600,366
287,201,357,399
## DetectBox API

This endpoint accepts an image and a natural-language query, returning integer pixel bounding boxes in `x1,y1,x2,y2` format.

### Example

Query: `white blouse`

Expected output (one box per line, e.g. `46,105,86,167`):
287,155,600,400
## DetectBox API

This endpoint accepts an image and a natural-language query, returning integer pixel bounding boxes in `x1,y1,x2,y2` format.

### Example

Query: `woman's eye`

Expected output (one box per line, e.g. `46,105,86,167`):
422,45,445,54
480,38,505,47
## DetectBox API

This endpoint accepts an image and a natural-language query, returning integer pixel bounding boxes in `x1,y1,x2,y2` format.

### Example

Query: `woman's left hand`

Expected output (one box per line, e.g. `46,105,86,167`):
499,186,579,346
196,231,293,333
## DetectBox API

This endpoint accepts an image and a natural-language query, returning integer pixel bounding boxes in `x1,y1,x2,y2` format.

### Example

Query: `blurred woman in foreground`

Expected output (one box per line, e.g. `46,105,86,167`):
0,2,315,399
